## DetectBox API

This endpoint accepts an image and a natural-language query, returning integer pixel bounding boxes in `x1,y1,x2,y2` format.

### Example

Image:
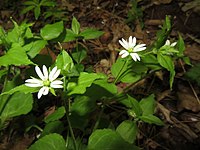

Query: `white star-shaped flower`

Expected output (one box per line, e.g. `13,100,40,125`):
119,36,146,61
165,40,177,47
25,65,63,99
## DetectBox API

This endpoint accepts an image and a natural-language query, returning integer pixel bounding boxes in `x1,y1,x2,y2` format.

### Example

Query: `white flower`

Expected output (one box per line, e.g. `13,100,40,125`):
25,65,63,99
119,36,146,61
165,40,177,47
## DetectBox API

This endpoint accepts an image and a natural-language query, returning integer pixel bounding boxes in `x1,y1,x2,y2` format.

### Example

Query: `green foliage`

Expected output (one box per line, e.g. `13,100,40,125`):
126,0,143,28
21,0,56,20
116,120,138,144
64,17,104,42
0,92,33,125
88,129,139,150
185,63,200,85
40,21,64,40
28,133,67,150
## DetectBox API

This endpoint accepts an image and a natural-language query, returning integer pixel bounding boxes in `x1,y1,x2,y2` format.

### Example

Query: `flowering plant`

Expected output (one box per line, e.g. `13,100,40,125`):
0,15,189,150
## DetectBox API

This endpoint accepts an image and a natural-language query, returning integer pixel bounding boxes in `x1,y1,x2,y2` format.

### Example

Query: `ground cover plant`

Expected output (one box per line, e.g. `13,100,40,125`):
0,0,200,150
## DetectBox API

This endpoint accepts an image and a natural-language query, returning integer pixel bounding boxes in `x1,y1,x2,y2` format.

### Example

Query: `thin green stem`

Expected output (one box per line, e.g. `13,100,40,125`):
63,76,77,150
114,59,128,84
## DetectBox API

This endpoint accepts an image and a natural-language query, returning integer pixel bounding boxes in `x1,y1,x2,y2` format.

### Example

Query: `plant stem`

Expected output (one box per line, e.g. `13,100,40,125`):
63,76,77,150
114,59,128,84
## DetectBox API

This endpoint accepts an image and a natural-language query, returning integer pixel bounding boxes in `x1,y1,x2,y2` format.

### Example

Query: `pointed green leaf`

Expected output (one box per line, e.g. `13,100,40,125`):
116,120,138,144
72,17,80,34
40,21,64,40
80,28,104,40
28,133,67,150
139,94,155,115
44,106,66,123
139,115,164,126
88,129,139,150
0,44,34,67
25,40,47,58
1,92,33,121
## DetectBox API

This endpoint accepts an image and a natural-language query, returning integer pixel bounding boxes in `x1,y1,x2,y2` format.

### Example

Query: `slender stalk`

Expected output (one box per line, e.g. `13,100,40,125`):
114,59,128,84
63,76,77,150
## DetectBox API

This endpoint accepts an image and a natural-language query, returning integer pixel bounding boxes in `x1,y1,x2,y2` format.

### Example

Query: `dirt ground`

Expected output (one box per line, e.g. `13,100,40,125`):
0,0,200,149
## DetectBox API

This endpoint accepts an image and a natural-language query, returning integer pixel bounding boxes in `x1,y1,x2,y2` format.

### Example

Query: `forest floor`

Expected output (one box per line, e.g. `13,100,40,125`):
0,0,200,150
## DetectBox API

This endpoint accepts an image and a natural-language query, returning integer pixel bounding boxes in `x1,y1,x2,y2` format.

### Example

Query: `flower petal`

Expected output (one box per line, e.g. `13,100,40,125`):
134,44,146,52
165,40,170,46
50,69,61,81
130,37,136,48
43,65,48,80
51,80,63,85
119,50,129,58
49,66,57,81
37,86,49,99
51,83,63,88
25,83,42,87
128,36,133,46
171,42,177,47
35,66,45,80
119,39,129,50
130,53,140,61
25,78,42,84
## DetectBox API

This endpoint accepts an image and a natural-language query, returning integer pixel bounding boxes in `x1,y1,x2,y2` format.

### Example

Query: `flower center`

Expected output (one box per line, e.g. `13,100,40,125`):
128,48,133,53
43,80,50,86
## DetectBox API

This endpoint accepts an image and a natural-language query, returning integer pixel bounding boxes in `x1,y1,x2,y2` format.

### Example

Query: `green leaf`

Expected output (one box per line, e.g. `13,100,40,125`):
55,50,77,76
40,121,64,138
44,106,66,123
25,40,47,58
64,29,77,42
0,84,39,96
0,44,34,67
21,5,35,14
116,120,138,144
71,96,96,116
157,53,175,88
71,17,80,34
139,94,155,115
125,95,142,117
139,115,164,126
111,58,146,83
28,133,67,150
0,92,33,121
79,28,104,40
34,6,41,20
88,129,139,150
40,21,64,40
157,53,174,72
177,34,185,57
67,72,105,95
71,46,87,64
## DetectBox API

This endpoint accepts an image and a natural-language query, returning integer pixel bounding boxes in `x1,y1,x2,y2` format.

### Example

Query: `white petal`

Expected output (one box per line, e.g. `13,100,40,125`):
165,40,170,46
43,87,49,95
49,69,61,81
37,86,49,99
130,53,140,61
51,83,63,88
51,80,63,85
134,44,146,52
171,42,177,47
25,83,42,87
130,37,136,48
43,65,48,80
128,36,133,46
119,39,129,50
119,50,129,58
25,78,42,84
35,66,45,80
49,66,57,81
